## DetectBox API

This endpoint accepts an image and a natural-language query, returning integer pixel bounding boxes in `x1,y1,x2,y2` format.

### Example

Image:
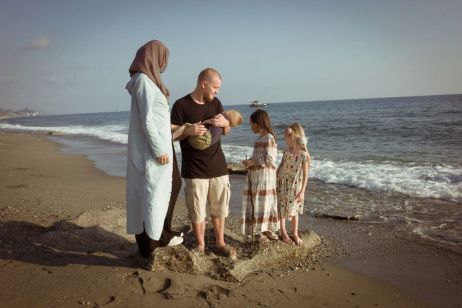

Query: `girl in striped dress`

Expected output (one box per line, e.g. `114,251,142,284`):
241,109,279,243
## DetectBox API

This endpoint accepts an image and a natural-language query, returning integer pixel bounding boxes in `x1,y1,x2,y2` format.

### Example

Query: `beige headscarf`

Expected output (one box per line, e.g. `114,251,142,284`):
129,40,170,97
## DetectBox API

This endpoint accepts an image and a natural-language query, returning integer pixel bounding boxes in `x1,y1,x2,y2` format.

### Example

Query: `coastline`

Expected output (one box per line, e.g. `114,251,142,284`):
0,132,459,307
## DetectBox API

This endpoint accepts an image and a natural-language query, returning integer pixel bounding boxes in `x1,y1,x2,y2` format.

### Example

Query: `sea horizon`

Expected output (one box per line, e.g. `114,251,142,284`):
9,93,461,116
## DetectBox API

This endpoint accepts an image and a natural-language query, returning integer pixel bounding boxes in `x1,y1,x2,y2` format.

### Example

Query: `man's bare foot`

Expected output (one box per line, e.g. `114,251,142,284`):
192,245,205,254
215,244,237,260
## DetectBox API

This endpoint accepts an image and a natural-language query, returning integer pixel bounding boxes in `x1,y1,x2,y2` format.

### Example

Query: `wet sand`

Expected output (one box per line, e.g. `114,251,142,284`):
0,132,459,307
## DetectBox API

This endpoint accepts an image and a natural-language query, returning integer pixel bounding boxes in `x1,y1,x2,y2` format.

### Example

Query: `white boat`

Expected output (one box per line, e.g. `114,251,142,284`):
249,100,268,108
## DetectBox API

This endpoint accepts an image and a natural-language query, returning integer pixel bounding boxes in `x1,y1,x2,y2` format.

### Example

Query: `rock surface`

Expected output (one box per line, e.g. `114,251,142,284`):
35,207,322,282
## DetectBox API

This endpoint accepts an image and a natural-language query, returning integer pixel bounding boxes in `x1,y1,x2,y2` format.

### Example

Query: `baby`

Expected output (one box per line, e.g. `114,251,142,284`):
188,109,242,150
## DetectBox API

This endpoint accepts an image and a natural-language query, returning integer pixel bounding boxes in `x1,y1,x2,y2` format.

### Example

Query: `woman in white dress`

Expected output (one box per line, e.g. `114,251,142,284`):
125,40,182,268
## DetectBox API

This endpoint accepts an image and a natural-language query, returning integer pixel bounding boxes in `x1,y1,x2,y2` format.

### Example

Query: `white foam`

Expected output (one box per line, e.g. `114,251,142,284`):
311,159,462,202
222,144,461,202
0,123,128,144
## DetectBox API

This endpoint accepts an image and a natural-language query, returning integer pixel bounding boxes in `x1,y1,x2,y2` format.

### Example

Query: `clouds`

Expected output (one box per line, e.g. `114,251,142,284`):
24,35,50,50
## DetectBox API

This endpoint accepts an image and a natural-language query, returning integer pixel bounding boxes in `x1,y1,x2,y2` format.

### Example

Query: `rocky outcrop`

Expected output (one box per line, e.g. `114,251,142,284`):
227,162,247,175
0,108,39,120
151,231,321,282
35,207,322,282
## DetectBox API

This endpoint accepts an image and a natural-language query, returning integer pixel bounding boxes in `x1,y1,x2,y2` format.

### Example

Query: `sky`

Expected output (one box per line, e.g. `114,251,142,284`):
0,0,461,114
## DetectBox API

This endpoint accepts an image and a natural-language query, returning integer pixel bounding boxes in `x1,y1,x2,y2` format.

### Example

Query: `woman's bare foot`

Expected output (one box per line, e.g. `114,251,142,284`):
280,231,294,244
291,234,304,246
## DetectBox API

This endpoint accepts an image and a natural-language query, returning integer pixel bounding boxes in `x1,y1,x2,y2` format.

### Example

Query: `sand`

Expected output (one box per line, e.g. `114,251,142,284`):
0,132,459,307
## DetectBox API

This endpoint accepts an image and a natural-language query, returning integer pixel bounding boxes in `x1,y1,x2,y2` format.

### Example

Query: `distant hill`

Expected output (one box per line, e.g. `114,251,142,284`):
0,107,39,120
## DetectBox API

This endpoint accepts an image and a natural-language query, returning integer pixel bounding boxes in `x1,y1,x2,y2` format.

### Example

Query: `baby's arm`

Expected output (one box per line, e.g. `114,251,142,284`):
171,124,186,141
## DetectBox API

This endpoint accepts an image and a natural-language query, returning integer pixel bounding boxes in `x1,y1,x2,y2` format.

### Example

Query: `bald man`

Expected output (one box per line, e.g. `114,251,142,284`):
171,68,236,259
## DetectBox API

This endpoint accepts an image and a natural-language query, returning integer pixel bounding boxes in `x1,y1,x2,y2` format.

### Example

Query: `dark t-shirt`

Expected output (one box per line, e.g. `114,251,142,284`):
171,94,228,179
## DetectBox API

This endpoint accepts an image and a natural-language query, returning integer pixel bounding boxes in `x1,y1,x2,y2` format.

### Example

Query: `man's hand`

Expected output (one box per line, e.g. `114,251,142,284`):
209,113,229,128
185,122,207,136
156,154,169,165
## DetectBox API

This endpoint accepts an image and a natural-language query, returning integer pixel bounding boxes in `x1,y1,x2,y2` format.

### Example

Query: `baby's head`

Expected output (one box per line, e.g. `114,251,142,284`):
223,110,243,127
285,123,308,148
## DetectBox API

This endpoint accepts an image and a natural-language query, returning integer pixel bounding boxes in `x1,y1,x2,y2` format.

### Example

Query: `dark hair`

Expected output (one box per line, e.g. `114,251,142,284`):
250,109,275,138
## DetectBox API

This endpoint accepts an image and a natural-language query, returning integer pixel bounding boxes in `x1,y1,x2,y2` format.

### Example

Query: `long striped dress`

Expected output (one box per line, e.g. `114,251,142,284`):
241,134,279,236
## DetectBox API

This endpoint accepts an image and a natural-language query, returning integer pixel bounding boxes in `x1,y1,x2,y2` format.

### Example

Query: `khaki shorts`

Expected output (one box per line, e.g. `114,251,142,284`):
184,175,230,223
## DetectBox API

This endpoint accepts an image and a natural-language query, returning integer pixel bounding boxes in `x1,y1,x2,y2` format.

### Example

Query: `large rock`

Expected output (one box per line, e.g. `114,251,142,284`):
35,208,322,282
151,231,322,282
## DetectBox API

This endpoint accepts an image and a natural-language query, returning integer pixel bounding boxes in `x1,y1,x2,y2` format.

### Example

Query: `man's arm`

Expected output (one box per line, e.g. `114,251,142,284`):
171,123,207,141
208,113,231,135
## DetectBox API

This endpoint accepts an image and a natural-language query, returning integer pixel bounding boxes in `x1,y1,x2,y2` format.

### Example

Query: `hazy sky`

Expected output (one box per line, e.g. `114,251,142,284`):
0,0,461,114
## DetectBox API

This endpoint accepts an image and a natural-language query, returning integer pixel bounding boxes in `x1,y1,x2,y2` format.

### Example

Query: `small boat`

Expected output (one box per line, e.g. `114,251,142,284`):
249,100,268,108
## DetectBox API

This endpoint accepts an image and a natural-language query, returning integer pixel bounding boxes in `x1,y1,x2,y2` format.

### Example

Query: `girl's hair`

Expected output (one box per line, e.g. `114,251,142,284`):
250,109,275,138
287,122,308,151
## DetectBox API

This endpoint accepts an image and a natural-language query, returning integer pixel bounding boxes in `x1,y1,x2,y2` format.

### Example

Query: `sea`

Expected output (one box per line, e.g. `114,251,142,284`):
1,94,461,250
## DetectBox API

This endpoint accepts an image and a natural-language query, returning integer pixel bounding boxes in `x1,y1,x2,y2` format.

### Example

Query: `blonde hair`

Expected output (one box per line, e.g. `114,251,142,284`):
224,109,243,127
287,123,308,151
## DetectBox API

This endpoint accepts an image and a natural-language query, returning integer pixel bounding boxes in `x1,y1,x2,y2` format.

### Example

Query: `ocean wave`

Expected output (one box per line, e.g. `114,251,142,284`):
0,123,128,144
2,123,461,202
222,144,462,202
311,159,462,202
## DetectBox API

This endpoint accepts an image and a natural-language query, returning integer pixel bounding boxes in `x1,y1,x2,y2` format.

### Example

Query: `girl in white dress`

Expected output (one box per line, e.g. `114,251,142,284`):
277,123,311,246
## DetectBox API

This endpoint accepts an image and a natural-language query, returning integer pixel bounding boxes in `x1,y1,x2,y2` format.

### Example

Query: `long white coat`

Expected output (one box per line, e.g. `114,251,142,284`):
125,73,173,240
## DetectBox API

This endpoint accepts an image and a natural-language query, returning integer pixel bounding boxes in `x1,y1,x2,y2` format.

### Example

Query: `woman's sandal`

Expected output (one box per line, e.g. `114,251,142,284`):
215,244,237,260
262,231,279,241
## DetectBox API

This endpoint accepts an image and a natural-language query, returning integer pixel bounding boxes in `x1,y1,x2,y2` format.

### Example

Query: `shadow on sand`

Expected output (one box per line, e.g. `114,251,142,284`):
0,208,324,282
0,219,136,268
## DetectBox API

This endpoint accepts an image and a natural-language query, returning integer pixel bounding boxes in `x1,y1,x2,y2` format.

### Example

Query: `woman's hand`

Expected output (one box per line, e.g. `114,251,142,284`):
242,159,256,169
295,190,305,203
156,154,169,165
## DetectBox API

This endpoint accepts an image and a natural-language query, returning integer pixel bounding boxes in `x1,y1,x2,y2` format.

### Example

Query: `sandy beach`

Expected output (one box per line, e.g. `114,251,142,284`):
1,132,460,307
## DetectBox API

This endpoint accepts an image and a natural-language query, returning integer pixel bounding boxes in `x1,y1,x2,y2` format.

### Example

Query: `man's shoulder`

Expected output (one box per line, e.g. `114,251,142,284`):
173,94,192,106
